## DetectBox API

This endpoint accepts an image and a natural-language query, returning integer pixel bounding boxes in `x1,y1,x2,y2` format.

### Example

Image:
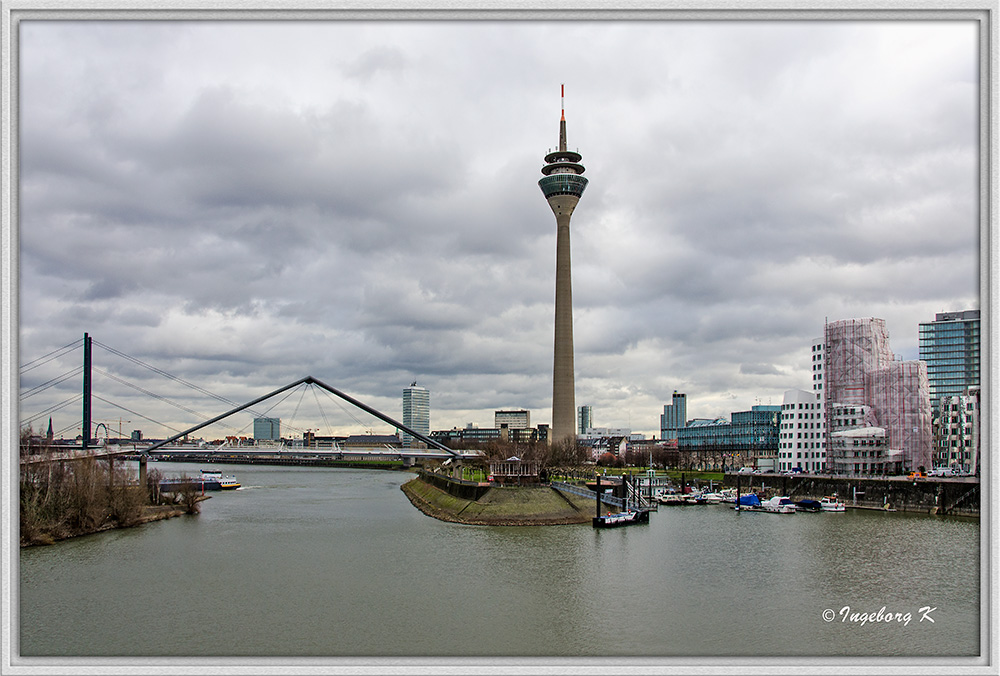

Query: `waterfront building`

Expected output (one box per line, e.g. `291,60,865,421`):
253,417,280,441
344,434,401,450
823,317,932,474
539,85,588,445
919,310,980,417
934,389,979,474
578,405,593,436
495,409,531,430
778,389,826,472
660,390,687,441
402,382,430,448
676,406,780,471
828,426,894,475
431,423,548,446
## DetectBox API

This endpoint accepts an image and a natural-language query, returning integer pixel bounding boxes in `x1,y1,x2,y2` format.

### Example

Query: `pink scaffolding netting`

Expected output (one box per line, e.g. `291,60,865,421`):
824,318,932,471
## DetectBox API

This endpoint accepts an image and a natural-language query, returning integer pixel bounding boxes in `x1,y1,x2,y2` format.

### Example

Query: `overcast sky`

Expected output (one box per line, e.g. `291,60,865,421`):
15,18,980,441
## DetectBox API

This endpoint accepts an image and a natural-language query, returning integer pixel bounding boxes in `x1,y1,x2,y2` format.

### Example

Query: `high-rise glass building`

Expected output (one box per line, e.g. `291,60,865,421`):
578,405,593,435
253,417,280,441
402,383,430,448
660,391,687,441
918,310,980,415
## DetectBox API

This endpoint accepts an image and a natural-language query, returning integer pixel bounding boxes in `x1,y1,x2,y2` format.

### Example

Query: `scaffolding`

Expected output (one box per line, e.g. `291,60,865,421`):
824,318,932,473
869,360,932,471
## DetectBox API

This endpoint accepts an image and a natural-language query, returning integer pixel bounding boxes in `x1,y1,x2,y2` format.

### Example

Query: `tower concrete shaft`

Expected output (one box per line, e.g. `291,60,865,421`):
539,86,587,445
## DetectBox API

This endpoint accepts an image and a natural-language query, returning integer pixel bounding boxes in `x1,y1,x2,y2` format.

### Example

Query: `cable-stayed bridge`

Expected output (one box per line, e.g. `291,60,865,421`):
20,334,479,467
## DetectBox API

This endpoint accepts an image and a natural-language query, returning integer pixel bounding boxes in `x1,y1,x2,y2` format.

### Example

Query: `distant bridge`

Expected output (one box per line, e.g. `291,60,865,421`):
22,372,480,475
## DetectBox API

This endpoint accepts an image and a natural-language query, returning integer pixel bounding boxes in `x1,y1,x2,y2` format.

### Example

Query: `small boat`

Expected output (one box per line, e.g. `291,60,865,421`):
795,499,822,512
733,493,762,510
760,496,797,514
698,492,725,504
593,509,650,528
820,496,846,512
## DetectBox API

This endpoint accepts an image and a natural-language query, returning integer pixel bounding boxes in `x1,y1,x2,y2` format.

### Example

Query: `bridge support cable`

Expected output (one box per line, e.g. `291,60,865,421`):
143,377,316,452
92,394,187,437
305,376,457,456
91,367,245,432
310,385,336,435
21,394,83,429
92,339,270,419
142,376,459,457
20,366,84,399
19,338,82,374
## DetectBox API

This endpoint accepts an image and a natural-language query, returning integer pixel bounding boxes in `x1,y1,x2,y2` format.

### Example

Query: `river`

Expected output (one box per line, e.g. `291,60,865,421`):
18,462,981,661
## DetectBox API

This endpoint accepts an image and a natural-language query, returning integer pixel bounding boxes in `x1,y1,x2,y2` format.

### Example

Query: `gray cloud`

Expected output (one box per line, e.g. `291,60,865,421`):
15,19,980,438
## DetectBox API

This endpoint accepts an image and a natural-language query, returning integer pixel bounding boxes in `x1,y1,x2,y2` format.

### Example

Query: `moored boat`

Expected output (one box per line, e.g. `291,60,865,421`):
593,509,650,528
820,496,846,512
760,496,797,514
795,499,822,512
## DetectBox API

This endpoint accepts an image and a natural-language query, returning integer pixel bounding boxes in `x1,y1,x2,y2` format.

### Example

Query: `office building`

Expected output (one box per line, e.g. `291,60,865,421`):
660,391,687,441
495,409,531,430
402,383,430,448
823,317,931,473
253,417,280,441
539,85,588,445
918,310,980,416
779,389,826,472
934,389,979,474
578,405,593,436
676,406,780,471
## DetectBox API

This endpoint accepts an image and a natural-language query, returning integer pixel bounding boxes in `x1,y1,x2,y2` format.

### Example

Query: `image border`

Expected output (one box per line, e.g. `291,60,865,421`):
1,1,996,674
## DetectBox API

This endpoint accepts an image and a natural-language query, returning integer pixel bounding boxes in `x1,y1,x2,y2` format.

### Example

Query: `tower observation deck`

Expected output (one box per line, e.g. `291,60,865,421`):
539,85,587,446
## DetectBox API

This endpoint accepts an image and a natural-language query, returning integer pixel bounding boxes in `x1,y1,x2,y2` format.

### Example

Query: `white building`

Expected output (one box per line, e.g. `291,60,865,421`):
495,409,531,430
779,389,826,472
828,426,898,475
934,390,979,474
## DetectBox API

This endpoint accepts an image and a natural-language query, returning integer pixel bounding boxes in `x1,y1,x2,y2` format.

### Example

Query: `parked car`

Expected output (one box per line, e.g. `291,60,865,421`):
907,470,927,480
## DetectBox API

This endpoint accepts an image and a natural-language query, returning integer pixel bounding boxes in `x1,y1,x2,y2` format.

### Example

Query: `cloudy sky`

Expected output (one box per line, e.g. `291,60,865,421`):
15,17,980,442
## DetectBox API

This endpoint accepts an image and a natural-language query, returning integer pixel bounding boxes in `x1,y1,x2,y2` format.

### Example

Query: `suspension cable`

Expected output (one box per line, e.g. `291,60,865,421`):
311,385,336,435
21,394,83,428
20,366,84,399
92,394,186,436
92,367,242,433
92,340,241,407
19,338,82,373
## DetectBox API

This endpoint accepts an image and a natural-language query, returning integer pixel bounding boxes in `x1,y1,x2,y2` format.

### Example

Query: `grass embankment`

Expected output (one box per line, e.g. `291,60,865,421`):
401,477,595,526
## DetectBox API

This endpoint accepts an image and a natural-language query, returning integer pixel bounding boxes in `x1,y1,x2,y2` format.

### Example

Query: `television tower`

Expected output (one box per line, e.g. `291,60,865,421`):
539,85,588,445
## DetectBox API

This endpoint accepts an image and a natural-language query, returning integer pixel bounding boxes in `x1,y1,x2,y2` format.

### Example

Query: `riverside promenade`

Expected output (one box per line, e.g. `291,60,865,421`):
723,472,979,517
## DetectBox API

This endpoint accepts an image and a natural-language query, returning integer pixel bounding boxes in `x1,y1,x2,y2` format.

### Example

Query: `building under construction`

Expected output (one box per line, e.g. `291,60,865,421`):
824,318,932,474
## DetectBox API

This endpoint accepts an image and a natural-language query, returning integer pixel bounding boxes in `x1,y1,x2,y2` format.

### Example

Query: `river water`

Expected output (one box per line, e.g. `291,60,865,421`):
18,463,981,660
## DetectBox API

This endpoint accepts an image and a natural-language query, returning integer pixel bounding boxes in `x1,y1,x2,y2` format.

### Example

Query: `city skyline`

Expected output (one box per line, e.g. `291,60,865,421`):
12,19,980,440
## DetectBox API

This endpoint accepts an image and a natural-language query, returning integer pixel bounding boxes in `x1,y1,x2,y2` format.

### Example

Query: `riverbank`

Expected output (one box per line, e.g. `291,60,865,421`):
20,497,208,547
400,476,594,526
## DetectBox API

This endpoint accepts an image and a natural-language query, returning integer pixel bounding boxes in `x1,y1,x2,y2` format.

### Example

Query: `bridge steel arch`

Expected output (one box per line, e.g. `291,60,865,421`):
142,376,458,456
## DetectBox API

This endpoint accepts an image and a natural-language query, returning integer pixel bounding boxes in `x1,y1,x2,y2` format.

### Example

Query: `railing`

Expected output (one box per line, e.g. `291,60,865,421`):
551,481,624,509
626,481,657,510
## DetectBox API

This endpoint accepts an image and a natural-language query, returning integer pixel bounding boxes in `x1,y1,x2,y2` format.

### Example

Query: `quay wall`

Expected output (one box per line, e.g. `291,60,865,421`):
723,474,979,517
418,470,492,501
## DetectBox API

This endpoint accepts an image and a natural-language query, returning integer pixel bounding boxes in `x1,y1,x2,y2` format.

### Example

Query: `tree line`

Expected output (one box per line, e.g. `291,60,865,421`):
19,426,202,546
